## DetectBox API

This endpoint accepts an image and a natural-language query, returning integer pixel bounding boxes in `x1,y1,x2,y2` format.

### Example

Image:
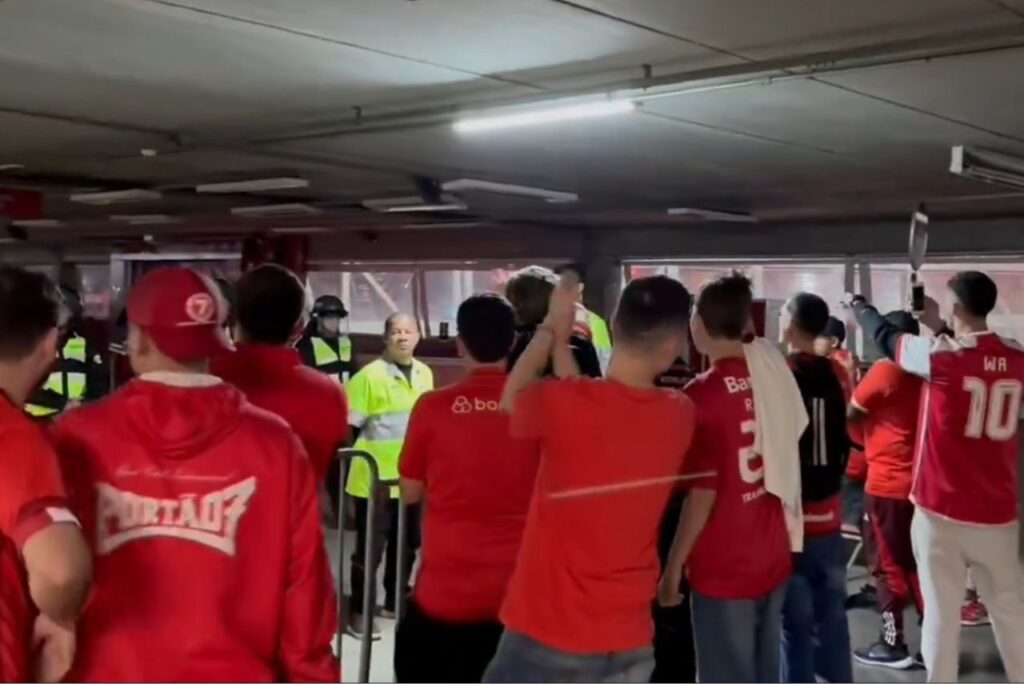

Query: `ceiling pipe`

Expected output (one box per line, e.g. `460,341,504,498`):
0,105,178,140
202,22,1024,146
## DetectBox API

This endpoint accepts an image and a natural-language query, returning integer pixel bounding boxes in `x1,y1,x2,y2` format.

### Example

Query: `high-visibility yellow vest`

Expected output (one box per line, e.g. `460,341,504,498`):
25,336,88,417
312,335,353,383
345,358,433,498
587,311,613,375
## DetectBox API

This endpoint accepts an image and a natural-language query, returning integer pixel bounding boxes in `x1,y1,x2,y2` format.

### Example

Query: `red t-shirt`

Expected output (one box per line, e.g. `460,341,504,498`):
896,332,1024,525
851,360,922,500
399,368,541,622
0,395,75,682
500,379,696,654
831,352,868,481
682,359,791,599
53,378,338,682
213,343,349,483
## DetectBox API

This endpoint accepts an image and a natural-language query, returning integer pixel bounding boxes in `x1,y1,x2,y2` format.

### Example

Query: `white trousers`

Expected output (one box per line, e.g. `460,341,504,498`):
912,510,1024,683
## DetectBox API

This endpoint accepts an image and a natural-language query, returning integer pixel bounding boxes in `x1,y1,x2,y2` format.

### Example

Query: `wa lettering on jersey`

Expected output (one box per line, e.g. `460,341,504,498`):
96,477,256,556
897,332,1024,524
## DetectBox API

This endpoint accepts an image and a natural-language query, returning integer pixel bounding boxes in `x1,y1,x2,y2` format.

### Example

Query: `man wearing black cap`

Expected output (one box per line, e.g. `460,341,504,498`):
297,294,355,385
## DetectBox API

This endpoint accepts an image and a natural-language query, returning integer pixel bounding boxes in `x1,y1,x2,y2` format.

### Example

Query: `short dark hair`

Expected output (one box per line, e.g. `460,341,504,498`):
505,266,557,327
614,276,692,348
457,294,516,363
235,265,305,345
787,292,830,337
822,317,846,345
0,265,59,360
948,271,998,318
884,310,920,336
696,272,753,340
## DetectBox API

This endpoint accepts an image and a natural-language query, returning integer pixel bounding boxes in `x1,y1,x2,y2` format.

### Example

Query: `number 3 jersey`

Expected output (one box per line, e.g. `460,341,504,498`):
897,331,1024,525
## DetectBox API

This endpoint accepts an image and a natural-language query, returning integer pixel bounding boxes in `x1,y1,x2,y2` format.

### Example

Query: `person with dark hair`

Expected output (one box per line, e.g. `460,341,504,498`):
394,294,541,682
505,265,602,378
52,267,338,682
345,312,433,634
658,273,791,683
779,292,852,683
556,262,614,374
212,264,349,485
0,266,92,682
846,310,924,669
848,270,1024,682
484,275,696,683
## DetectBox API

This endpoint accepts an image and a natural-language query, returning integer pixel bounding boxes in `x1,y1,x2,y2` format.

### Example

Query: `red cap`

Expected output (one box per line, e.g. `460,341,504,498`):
126,268,231,363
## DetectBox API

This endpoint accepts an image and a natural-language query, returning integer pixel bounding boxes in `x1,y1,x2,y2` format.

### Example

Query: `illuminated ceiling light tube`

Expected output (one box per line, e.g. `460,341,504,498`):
453,99,635,133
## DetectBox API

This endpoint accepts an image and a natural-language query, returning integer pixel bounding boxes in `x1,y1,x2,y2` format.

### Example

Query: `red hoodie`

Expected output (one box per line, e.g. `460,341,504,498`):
212,344,349,484
53,375,338,682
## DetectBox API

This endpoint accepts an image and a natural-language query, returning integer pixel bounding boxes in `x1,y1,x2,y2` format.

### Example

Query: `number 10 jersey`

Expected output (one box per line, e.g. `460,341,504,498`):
898,331,1024,525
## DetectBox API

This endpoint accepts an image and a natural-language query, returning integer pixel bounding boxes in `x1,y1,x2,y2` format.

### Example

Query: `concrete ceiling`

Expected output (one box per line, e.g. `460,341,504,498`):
2,0,1024,244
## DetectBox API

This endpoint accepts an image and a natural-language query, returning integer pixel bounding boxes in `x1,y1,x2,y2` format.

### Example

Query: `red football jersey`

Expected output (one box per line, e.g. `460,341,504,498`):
502,379,695,654
682,358,791,599
53,376,338,682
399,368,541,622
212,343,350,483
897,332,1024,525
0,396,76,682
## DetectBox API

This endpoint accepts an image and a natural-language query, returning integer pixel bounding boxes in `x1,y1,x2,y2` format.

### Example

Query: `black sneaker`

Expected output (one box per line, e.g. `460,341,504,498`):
345,613,382,640
854,642,914,670
845,584,878,611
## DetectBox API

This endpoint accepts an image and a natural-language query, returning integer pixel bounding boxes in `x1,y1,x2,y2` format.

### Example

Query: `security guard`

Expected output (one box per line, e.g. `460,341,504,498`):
297,294,355,384
346,312,433,635
25,286,101,418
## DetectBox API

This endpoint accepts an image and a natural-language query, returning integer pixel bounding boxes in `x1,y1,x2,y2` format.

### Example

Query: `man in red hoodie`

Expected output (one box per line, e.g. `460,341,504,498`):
212,264,349,485
53,267,338,682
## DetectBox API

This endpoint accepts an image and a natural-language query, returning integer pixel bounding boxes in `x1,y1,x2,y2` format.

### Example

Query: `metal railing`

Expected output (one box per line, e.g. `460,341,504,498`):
334,449,410,683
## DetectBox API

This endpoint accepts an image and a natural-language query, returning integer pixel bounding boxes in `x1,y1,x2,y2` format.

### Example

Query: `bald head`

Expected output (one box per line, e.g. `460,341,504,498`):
384,312,419,364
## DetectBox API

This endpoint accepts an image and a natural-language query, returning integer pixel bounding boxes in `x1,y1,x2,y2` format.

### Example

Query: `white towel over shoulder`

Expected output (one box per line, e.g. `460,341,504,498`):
743,338,808,552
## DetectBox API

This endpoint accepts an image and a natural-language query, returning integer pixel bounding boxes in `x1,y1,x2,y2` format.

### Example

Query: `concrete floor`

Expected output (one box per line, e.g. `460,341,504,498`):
327,534,1011,683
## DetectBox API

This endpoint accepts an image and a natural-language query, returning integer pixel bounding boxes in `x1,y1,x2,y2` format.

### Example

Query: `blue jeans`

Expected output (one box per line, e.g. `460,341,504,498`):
691,584,786,683
483,631,654,683
781,532,852,683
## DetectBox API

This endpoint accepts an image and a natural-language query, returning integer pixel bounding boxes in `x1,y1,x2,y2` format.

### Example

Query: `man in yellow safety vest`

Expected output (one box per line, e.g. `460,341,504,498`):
25,286,101,419
297,294,355,384
345,312,433,636
557,263,613,374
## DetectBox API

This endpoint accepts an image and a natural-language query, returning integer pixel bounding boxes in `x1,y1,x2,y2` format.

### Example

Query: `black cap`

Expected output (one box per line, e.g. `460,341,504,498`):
313,294,348,318
822,316,846,344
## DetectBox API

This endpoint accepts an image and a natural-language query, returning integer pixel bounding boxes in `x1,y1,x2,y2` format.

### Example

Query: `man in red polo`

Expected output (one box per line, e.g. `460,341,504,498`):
484,275,696,683
395,293,541,682
0,266,91,683
53,267,338,682
212,264,349,485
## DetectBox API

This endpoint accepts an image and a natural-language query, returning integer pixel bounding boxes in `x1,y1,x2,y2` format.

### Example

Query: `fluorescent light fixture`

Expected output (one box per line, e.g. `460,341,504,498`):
363,195,467,213
667,207,757,223
0,164,24,172
950,146,1024,191
12,219,63,228
401,221,486,230
442,178,578,203
197,177,309,193
270,226,332,234
71,189,161,205
454,99,635,133
110,214,178,225
231,203,322,218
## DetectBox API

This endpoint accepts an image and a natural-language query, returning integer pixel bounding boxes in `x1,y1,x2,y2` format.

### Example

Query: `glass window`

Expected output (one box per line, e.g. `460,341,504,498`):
422,266,528,334
308,270,415,334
